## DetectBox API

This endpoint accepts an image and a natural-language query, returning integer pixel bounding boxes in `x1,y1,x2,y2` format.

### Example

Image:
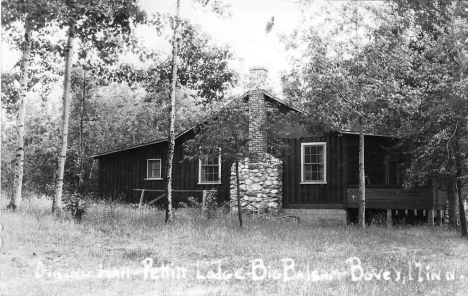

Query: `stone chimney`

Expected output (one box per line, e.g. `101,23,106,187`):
229,66,283,214
248,67,268,155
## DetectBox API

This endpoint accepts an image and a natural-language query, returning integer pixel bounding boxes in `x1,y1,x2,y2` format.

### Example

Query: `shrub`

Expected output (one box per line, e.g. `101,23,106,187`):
63,192,89,222
180,190,220,219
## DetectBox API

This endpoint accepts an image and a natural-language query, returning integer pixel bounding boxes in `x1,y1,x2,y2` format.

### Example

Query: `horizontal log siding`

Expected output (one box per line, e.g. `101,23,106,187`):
346,188,435,209
282,135,346,207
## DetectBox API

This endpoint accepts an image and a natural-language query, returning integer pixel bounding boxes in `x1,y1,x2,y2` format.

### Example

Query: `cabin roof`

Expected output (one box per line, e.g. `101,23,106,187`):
91,90,396,158
91,90,300,158
337,130,396,138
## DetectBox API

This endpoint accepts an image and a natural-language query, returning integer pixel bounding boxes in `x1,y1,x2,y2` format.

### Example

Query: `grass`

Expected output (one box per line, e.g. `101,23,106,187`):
1,197,468,296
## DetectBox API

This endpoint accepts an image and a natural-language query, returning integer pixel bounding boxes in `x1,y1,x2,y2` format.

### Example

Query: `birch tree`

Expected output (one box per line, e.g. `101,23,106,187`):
3,0,148,212
164,0,181,223
50,0,147,214
9,24,31,210
2,0,53,210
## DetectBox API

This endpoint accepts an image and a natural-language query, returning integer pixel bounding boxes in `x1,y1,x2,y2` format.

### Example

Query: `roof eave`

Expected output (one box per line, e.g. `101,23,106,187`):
91,90,303,158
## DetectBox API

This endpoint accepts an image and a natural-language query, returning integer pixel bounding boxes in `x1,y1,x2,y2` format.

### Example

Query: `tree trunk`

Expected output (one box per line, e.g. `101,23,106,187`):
456,176,467,237
358,117,365,229
454,125,467,237
0,15,2,217
78,70,86,194
84,159,96,199
9,23,32,211
236,160,243,228
53,23,75,215
448,180,458,229
165,0,180,224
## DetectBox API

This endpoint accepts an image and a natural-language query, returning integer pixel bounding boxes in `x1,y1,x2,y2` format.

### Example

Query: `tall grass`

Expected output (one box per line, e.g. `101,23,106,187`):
1,197,468,296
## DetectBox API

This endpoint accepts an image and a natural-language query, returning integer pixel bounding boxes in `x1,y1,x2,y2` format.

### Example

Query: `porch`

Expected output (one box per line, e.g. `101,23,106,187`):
346,186,448,225
346,186,447,210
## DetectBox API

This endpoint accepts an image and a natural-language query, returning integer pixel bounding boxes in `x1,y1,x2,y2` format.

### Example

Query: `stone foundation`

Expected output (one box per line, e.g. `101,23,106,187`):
281,209,347,225
230,154,282,213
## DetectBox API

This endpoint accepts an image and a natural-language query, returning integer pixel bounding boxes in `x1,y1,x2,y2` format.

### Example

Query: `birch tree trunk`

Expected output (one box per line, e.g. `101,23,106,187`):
9,23,32,211
235,160,243,228
53,23,75,214
78,71,86,194
165,0,180,223
358,117,366,229
0,1,2,217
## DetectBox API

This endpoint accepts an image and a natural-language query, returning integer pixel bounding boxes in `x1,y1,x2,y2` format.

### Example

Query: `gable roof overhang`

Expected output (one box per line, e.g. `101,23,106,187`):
337,130,396,138
91,90,301,158
91,91,396,159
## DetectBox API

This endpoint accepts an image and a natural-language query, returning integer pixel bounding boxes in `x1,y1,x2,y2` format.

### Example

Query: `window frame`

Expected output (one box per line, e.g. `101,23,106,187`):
198,154,222,184
301,142,327,184
145,159,162,180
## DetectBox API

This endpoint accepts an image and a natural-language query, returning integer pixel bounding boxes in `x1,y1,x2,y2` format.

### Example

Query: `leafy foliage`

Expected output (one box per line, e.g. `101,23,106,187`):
183,98,290,164
63,192,89,222
282,2,417,134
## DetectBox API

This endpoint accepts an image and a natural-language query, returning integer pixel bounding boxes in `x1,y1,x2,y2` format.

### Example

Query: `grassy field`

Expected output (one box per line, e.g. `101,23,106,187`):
1,197,468,296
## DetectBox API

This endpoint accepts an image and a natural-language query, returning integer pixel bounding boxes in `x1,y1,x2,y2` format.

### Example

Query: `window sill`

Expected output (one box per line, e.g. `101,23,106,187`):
300,182,327,185
145,178,163,181
197,182,221,185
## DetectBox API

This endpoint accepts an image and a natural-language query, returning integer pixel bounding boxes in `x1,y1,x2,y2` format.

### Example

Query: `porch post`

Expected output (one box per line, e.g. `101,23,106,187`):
428,209,434,227
436,210,443,226
386,209,392,228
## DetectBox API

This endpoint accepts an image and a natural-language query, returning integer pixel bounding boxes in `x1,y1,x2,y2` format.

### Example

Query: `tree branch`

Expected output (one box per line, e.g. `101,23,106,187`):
338,91,364,117
445,121,458,169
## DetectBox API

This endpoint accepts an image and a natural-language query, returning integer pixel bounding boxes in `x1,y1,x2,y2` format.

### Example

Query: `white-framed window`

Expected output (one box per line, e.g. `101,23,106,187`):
146,159,162,180
198,155,221,184
301,142,327,184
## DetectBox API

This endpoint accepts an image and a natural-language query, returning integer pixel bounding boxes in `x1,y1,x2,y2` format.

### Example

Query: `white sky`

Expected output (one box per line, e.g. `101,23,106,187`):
137,0,305,92
1,0,339,94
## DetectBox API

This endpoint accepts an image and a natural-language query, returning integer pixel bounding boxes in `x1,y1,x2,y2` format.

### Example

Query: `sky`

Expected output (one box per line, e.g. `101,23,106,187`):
1,0,339,95
139,0,302,66
137,0,306,93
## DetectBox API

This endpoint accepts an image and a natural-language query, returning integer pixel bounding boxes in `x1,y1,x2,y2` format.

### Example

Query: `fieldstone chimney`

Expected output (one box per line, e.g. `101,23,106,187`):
229,66,283,214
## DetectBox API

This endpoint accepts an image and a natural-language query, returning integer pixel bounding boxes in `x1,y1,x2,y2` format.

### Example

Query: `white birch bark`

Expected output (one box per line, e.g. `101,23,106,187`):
52,23,75,214
9,23,32,211
165,0,180,223
358,116,365,229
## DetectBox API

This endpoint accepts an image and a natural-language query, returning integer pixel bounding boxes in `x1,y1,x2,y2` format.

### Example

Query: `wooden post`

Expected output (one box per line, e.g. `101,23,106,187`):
436,210,443,226
428,209,434,227
386,209,392,228
138,189,145,209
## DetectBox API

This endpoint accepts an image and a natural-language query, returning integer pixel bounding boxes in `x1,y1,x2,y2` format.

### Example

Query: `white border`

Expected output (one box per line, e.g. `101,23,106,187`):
300,142,327,184
145,159,162,180
198,155,222,185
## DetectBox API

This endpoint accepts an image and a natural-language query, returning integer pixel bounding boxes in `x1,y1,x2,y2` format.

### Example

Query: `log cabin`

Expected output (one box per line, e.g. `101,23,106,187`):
91,67,447,225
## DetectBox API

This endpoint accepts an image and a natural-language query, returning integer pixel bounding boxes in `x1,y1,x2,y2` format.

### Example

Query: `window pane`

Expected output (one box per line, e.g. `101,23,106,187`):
303,144,325,182
304,164,313,181
148,160,161,178
201,156,220,183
